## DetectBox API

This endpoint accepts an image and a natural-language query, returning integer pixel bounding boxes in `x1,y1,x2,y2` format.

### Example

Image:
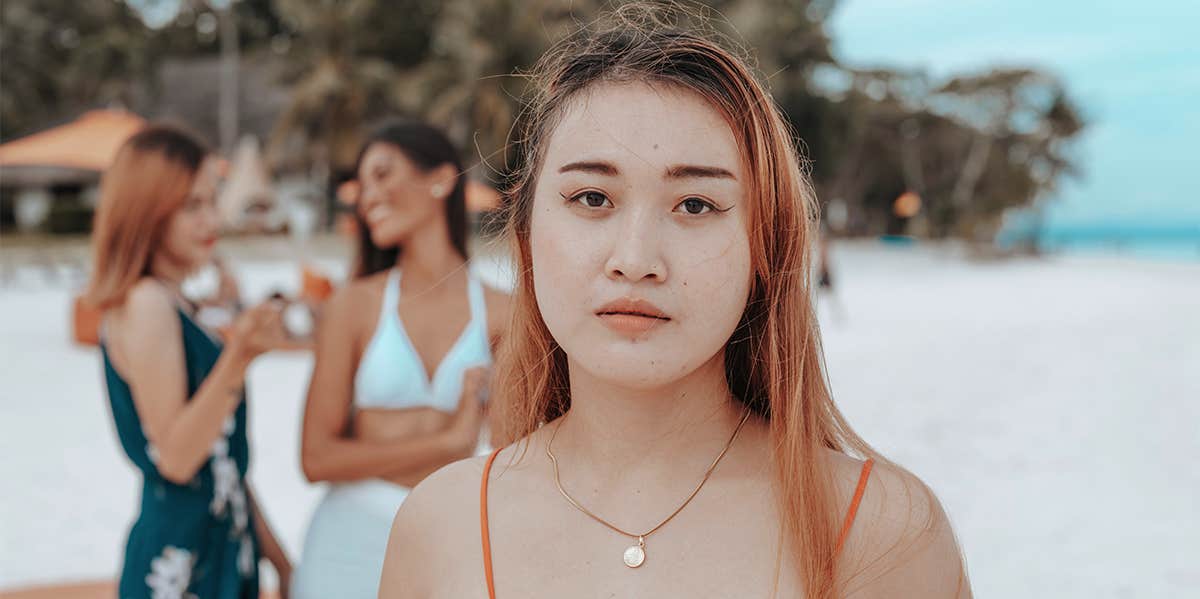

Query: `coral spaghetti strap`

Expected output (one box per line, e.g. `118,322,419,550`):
836,459,875,555
479,450,873,598
481,449,502,599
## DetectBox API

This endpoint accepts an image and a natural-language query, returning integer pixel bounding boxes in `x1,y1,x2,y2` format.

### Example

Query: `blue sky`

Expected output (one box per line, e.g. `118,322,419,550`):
828,0,1200,226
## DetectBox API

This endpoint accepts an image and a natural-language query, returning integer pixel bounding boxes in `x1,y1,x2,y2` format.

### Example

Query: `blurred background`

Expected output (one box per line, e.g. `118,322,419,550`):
1,0,1196,597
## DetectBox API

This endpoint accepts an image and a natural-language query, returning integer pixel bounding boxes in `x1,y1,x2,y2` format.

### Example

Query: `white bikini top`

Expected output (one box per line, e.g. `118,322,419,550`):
353,268,492,412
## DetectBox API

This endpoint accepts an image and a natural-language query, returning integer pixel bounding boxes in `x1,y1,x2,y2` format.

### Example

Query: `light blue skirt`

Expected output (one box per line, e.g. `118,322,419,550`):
292,480,411,599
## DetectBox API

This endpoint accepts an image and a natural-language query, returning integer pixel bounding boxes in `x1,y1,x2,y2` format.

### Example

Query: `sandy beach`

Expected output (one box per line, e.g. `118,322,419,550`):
1,238,1197,597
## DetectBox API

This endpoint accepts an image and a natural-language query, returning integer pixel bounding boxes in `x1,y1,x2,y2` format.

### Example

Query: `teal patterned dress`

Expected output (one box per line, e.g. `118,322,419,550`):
101,308,259,598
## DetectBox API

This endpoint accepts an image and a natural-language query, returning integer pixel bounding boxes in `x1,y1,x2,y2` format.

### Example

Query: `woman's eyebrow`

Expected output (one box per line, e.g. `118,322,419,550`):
558,160,619,176
665,164,737,181
558,160,736,181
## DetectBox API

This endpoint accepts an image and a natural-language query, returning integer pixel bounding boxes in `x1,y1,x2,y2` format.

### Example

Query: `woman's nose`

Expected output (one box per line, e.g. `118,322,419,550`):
604,209,667,283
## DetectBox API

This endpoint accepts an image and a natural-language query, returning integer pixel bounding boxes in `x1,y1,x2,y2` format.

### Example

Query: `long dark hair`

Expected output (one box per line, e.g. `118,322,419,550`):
351,121,469,277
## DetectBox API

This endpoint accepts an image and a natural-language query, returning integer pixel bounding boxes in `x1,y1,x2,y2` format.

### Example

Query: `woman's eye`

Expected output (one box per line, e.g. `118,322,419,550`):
677,197,715,215
569,190,612,208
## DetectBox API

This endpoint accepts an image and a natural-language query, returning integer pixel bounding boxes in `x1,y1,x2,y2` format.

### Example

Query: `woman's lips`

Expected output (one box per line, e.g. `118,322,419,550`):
596,298,671,335
364,205,391,226
597,312,669,334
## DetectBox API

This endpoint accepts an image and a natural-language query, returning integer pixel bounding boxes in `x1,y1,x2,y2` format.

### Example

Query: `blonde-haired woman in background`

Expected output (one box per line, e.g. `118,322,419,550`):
86,125,292,598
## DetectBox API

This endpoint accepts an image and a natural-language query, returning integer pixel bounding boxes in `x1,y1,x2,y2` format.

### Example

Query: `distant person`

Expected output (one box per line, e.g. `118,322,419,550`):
84,125,293,599
292,121,510,599
380,6,969,598
818,227,835,290
816,226,847,323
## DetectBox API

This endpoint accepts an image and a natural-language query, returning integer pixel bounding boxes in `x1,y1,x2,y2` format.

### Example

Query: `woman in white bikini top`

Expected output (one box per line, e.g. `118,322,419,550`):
292,121,509,599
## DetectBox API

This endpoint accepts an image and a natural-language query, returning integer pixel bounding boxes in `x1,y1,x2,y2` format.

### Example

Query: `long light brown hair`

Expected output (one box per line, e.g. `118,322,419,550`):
491,5,902,596
85,125,208,310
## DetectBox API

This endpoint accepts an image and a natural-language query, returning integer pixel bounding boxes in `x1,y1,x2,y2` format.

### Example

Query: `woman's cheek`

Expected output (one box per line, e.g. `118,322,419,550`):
680,235,751,336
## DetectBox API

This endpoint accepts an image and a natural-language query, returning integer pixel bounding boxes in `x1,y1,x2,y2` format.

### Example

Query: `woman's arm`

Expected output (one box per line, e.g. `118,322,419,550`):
370,367,490,487
299,287,477,483
247,485,291,598
116,281,275,484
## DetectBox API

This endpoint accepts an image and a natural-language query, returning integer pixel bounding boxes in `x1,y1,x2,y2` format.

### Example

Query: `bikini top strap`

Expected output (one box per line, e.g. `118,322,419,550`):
382,268,401,315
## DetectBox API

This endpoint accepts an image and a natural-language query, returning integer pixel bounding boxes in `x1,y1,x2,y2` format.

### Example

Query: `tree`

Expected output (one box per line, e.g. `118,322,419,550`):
2,0,1086,241
1,1,155,139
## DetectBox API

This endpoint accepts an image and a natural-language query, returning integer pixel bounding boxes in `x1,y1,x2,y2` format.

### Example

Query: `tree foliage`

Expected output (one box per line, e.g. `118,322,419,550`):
0,0,1086,238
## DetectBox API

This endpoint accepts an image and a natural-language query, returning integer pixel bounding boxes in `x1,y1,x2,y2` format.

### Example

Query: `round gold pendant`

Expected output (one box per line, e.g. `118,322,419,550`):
623,543,646,568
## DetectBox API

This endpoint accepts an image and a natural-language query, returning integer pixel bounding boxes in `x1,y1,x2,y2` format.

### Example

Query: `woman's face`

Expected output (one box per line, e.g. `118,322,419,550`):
160,156,222,273
530,81,753,390
356,142,450,248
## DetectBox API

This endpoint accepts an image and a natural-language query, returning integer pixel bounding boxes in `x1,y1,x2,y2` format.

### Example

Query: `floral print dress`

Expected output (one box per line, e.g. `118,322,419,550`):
101,308,259,599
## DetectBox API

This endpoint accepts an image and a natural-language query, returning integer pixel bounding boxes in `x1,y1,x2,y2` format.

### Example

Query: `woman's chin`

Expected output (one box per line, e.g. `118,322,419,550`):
189,248,215,271
369,228,404,249
572,358,700,391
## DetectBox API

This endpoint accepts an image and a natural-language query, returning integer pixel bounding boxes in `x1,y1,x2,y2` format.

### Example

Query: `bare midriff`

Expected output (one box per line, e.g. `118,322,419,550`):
354,406,455,488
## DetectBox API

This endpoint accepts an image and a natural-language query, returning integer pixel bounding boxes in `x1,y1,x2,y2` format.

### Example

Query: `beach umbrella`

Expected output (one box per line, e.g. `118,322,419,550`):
0,110,145,183
217,135,276,231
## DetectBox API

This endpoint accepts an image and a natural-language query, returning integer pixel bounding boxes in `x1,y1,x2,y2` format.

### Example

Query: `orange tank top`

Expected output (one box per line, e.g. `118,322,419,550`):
479,448,874,598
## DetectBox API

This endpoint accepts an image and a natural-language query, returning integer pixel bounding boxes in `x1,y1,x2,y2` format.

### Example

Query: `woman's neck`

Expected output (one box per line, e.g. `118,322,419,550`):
149,254,189,293
394,220,466,292
553,352,745,479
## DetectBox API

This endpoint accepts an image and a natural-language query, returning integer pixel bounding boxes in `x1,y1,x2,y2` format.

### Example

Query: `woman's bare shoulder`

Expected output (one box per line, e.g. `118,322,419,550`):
388,441,538,549
317,271,389,339
416,453,493,501
324,270,388,312
380,453,496,596
109,278,179,343
829,452,971,597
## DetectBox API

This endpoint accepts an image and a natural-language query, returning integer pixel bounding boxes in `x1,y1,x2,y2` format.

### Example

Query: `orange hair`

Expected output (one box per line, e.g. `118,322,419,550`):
491,5,917,597
84,125,208,310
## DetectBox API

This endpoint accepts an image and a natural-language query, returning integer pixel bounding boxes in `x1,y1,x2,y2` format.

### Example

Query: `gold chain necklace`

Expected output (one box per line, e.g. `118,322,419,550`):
545,408,751,569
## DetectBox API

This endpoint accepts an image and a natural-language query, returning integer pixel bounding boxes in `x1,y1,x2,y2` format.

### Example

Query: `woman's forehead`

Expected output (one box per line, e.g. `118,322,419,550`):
541,81,744,180
191,156,224,193
360,143,403,169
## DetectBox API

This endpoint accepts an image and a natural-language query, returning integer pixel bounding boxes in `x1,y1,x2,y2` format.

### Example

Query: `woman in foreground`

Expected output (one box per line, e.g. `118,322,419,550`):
380,6,970,598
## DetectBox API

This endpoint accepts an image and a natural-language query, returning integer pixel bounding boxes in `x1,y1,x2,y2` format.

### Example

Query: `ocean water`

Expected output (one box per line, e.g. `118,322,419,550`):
997,217,1200,262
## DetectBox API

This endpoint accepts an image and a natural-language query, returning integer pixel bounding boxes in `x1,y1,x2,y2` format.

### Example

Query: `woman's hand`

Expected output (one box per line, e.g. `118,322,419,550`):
447,367,489,458
227,300,287,361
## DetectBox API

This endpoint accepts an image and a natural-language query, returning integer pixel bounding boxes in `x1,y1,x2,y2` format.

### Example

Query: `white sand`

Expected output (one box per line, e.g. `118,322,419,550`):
1,240,1197,596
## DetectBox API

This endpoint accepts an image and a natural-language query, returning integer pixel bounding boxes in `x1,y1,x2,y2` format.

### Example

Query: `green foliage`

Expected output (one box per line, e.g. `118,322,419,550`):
0,0,1086,239
1,1,153,138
